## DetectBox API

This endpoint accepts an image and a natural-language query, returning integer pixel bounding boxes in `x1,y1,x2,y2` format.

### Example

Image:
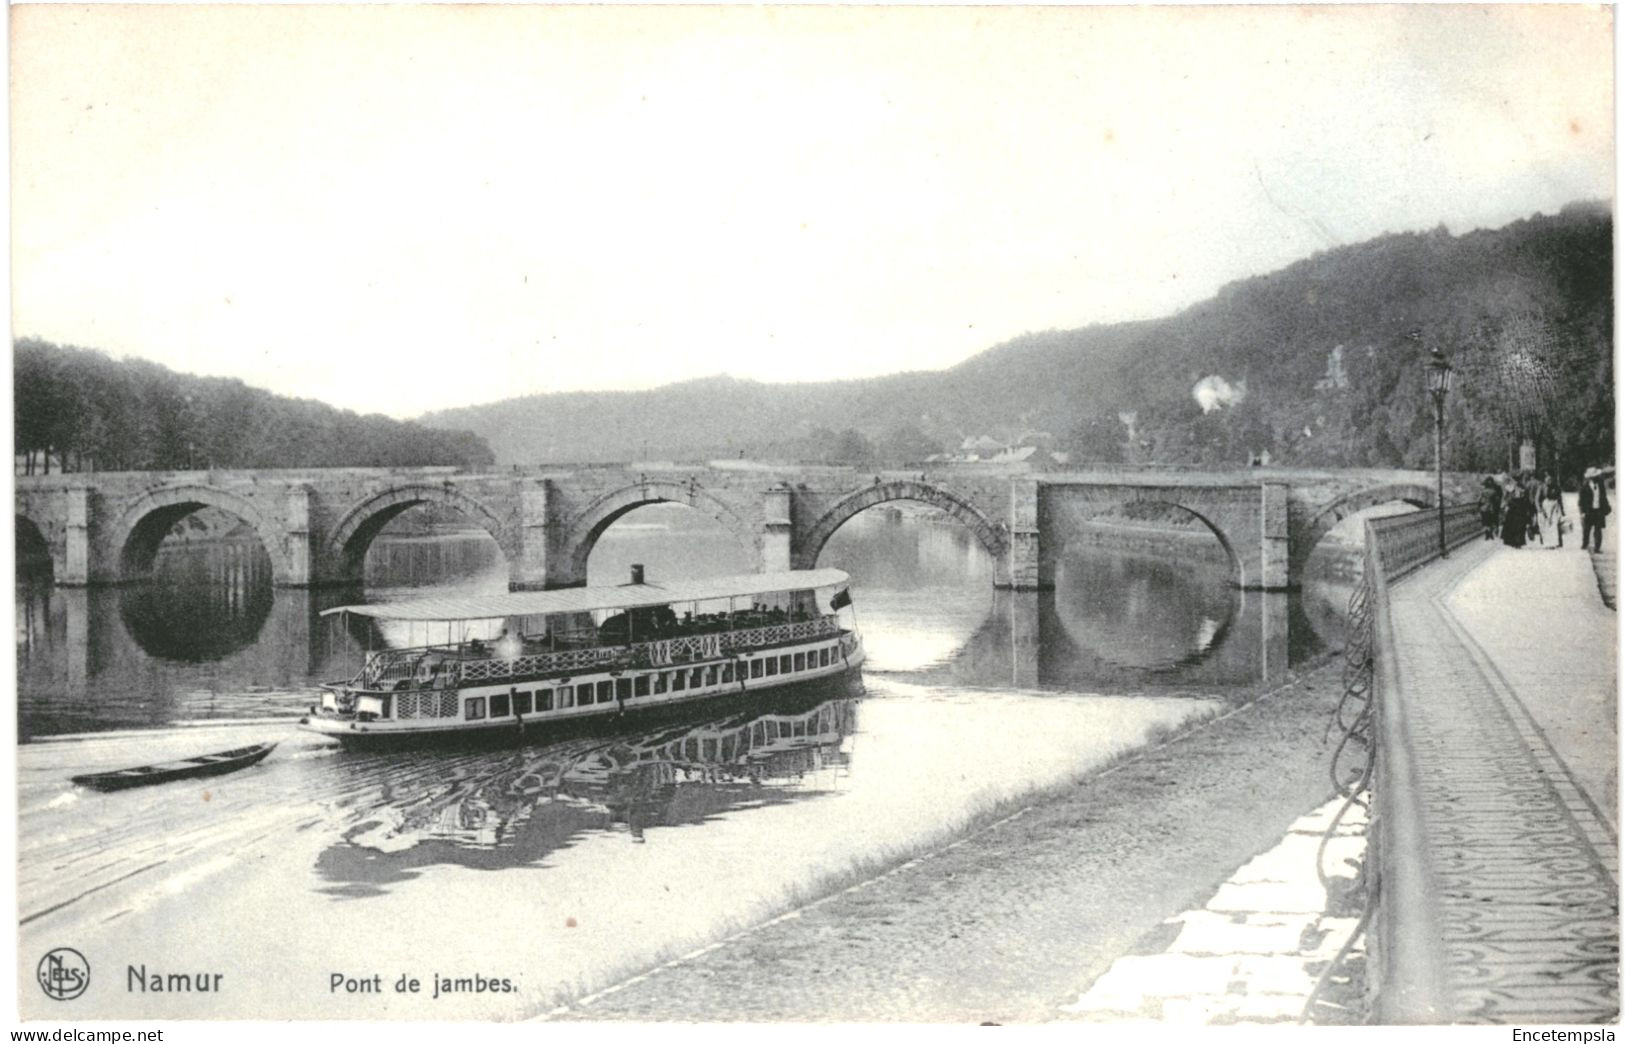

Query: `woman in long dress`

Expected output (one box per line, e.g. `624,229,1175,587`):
1478,476,1503,540
1537,471,1565,548
1502,484,1531,548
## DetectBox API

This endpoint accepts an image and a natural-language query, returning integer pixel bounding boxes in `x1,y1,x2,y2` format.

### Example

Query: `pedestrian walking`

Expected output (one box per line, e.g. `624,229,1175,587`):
1537,471,1565,548
1580,467,1611,552
1520,470,1543,544
1501,482,1533,548
1478,475,1503,540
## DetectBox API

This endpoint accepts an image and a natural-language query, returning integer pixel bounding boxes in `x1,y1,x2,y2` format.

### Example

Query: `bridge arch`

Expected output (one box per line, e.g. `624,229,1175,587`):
1041,489,1247,589
327,485,517,583
794,480,1008,570
112,485,292,583
562,480,758,583
1291,482,1436,586
15,513,57,578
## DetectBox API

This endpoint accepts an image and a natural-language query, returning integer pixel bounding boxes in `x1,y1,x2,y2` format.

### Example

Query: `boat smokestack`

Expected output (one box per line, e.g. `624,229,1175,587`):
630,564,645,585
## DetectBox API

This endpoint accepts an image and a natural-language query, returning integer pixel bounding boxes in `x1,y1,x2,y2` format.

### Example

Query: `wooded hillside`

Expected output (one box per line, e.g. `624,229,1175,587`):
14,340,494,473
423,202,1612,476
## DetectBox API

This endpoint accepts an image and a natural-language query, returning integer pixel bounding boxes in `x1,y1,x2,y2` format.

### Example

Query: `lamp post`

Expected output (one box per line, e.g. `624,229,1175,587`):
1426,347,1454,557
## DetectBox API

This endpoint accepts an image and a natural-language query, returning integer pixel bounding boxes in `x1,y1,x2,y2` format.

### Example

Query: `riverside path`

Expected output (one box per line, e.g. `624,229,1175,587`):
1375,527,1617,1023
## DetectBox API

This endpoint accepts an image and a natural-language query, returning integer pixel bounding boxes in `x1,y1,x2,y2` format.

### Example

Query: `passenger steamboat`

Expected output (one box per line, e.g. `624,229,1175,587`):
302,566,863,748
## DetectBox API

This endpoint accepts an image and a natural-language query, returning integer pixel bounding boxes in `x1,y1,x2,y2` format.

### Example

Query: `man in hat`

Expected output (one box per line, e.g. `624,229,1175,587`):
1580,467,1611,553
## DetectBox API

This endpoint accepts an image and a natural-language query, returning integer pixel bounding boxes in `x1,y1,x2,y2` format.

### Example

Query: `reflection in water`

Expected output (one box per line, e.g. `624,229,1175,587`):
818,511,995,674
120,542,274,661
1049,551,1237,674
316,694,855,896
819,513,1331,694
17,510,1350,738
362,532,508,595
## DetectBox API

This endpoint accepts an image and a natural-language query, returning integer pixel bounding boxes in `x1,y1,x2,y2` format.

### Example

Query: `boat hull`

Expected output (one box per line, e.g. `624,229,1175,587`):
70,742,278,792
302,664,866,751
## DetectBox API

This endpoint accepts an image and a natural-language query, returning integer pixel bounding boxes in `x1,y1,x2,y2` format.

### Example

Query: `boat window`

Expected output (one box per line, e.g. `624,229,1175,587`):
752,722,765,744
685,739,700,761
558,686,574,709
690,668,704,689
705,666,718,687
751,658,764,679
597,680,614,704
721,663,733,684
822,647,832,667
538,689,554,712
616,678,632,700
514,691,533,715
794,653,806,672
766,720,779,739
672,672,686,692
634,675,651,697
794,720,806,737
702,738,717,759
654,672,668,694
779,655,792,674
765,657,779,676
492,693,511,717
466,697,487,721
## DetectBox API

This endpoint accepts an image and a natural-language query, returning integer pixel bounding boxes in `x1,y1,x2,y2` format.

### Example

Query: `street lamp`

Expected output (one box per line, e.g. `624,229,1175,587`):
1426,346,1454,557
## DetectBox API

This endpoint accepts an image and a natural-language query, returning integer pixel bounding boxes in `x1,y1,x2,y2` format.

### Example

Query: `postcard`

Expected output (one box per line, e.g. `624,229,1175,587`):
9,3,1616,1032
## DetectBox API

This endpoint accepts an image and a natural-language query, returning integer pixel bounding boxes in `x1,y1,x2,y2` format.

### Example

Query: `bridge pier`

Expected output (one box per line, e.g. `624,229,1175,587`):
1001,479,1047,591
281,486,313,586
62,487,92,586
1258,482,1290,591
513,483,553,591
763,487,792,573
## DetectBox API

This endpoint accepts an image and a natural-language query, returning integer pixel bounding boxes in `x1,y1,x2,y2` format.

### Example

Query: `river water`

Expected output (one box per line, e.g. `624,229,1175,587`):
14,507,1350,1019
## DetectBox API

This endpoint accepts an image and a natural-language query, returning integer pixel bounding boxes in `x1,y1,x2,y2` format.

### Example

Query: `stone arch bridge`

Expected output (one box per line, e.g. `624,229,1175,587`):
14,465,1478,592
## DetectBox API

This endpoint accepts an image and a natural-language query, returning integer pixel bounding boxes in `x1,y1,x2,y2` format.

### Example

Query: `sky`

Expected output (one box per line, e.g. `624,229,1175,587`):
10,4,1615,419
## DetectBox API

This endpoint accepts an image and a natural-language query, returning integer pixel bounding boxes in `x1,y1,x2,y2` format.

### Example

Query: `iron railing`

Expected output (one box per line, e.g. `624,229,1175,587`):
1305,502,1480,1024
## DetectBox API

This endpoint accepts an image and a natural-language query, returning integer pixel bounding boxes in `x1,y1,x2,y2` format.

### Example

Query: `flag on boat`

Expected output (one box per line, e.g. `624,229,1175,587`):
830,588,852,611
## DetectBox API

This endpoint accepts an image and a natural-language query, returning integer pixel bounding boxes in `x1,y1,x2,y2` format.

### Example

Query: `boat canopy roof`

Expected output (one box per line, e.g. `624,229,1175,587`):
319,568,852,622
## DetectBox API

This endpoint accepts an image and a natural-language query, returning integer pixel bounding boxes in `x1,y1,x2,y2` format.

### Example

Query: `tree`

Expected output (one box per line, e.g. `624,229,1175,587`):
1062,412,1124,463
827,429,876,466
877,424,942,465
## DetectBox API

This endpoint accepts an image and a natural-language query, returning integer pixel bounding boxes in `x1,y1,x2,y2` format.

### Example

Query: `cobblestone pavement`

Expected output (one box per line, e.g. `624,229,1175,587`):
1058,797,1368,1025
1386,539,1618,1023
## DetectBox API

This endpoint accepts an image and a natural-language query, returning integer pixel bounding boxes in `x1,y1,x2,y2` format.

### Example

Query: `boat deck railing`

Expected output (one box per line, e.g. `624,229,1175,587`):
353,615,845,691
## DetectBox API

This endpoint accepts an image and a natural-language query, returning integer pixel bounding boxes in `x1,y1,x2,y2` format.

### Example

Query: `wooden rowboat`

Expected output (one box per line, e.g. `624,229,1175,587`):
70,742,278,792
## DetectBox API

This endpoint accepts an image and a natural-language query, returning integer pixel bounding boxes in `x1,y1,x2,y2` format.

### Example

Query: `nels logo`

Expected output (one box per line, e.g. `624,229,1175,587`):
37,948,90,1001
